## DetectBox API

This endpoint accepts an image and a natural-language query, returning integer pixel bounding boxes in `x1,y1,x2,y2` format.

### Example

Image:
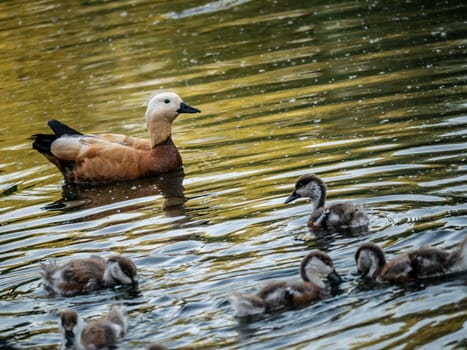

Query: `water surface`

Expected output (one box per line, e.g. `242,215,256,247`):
0,0,466,349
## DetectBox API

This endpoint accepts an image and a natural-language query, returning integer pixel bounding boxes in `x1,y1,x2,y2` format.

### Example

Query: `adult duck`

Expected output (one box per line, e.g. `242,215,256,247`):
32,92,200,183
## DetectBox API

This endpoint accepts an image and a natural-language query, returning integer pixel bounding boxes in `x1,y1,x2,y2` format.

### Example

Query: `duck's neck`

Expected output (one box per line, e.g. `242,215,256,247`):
369,255,383,279
312,194,326,211
103,265,115,286
306,274,325,288
148,119,172,147
310,184,326,211
62,319,85,350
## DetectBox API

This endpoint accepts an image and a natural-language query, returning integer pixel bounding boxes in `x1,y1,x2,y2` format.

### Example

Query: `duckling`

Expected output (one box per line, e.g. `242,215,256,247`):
40,255,137,296
355,236,467,284
285,173,369,230
229,251,341,317
59,305,127,350
32,92,200,183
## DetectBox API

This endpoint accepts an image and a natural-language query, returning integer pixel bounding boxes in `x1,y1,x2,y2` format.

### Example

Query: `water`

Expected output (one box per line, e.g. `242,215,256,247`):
0,0,466,349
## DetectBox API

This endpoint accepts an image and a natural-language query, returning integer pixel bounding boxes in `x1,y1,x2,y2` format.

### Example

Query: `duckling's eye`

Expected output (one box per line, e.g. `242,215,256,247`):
164,99,170,104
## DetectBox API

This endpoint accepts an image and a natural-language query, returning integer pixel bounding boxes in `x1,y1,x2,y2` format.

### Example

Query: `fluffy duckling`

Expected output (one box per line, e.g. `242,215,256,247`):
285,173,369,230
59,305,127,350
32,92,200,183
355,236,467,284
40,255,137,296
229,251,341,317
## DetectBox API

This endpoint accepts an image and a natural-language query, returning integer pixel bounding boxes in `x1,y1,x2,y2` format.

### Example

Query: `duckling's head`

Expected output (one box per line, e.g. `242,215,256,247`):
300,250,342,287
104,255,138,286
59,309,84,349
145,92,200,146
355,243,386,278
284,173,327,210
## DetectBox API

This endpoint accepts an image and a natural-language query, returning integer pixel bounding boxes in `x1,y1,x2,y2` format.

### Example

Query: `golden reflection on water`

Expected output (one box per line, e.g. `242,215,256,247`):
0,0,466,349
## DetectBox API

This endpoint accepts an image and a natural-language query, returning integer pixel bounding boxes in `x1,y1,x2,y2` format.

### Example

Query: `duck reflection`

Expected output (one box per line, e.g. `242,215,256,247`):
44,169,186,217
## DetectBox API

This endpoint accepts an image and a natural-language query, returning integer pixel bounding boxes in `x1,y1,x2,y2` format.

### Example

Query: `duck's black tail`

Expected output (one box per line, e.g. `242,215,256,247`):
32,119,82,155
47,119,82,137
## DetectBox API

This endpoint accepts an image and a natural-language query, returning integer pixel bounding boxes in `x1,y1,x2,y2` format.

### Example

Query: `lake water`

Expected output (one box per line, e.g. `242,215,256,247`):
0,0,466,349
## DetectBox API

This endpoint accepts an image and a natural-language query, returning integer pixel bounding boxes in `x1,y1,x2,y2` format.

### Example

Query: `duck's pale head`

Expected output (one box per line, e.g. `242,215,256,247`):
355,243,386,278
145,92,200,146
300,250,342,287
103,255,138,286
59,309,84,349
285,173,327,210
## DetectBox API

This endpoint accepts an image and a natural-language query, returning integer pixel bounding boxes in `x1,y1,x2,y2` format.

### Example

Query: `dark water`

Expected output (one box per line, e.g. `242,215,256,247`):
0,0,466,349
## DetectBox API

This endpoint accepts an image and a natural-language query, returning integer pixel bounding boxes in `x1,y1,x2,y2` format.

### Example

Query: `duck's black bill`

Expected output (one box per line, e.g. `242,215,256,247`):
327,270,343,284
178,102,200,114
65,330,75,347
284,191,300,204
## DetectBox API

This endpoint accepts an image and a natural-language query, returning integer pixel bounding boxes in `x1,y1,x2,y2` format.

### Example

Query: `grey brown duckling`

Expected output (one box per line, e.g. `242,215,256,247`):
59,305,127,350
355,236,467,284
40,254,137,296
229,250,341,317
285,173,369,230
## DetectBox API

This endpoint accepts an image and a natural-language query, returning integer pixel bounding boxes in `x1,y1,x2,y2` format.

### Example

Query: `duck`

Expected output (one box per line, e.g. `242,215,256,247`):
32,92,200,183
355,236,467,284
59,305,127,350
40,254,137,296
284,173,369,230
229,250,342,317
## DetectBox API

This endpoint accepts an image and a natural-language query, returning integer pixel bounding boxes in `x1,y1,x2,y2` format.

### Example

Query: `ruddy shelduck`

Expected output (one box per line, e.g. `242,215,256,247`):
32,92,200,183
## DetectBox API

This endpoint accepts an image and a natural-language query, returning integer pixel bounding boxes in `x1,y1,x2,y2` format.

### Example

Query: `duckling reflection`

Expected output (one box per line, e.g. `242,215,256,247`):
285,173,369,232
43,169,186,217
355,236,467,284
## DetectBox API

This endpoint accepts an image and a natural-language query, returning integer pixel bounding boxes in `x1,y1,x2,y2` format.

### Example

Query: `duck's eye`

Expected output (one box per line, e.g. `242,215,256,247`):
164,99,170,104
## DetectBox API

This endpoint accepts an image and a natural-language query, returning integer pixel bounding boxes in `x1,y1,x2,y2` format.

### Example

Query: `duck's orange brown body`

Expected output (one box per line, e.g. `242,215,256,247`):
60,137,182,182
32,92,200,183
